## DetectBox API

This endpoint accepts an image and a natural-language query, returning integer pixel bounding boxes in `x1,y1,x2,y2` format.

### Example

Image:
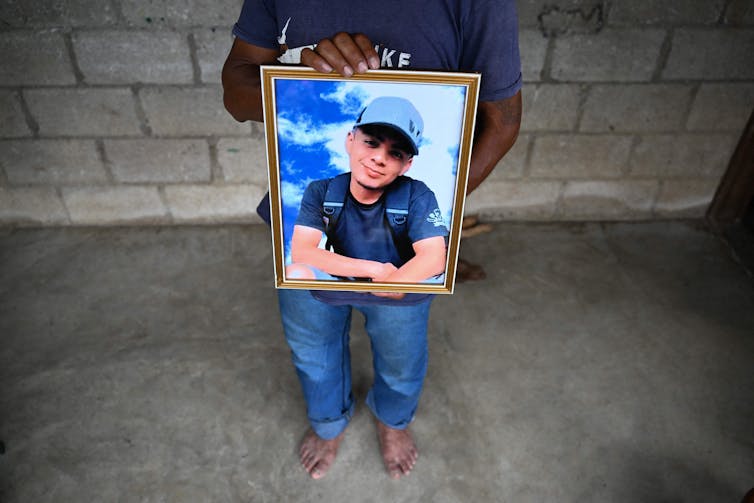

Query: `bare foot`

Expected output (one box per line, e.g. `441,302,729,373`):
461,222,493,239
456,258,486,282
299,429,343,479
462,215,479,229
376,421,418,479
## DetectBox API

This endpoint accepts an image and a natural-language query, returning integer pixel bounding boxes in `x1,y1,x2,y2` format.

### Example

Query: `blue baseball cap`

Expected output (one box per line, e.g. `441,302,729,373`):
354,96,424,155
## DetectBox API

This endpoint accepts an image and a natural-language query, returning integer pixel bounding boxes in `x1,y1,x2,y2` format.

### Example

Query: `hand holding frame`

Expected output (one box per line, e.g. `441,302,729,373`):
300,32,380,77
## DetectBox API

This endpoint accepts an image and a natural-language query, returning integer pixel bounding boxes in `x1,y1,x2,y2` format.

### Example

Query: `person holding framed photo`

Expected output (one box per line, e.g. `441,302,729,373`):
222,0,522,480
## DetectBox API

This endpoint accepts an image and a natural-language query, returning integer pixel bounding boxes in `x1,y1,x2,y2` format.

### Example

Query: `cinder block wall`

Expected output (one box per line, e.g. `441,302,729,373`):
1,0,753,226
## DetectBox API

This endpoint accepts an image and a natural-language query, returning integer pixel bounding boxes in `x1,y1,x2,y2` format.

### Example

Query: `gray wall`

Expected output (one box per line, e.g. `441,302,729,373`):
1,0,753,226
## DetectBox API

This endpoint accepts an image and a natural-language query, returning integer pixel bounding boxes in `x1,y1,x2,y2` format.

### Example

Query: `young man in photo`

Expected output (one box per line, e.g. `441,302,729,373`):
286,96,448,286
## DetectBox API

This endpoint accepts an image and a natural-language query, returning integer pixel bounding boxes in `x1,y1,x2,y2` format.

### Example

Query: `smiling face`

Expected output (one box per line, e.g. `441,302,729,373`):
345,125,414,202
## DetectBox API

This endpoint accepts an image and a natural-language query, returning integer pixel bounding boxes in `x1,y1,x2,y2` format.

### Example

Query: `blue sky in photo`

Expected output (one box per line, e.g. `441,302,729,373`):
274,78,468,263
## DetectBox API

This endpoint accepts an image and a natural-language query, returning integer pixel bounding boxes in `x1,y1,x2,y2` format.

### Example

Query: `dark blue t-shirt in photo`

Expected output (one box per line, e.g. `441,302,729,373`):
294,175,449,305
295,177,448,268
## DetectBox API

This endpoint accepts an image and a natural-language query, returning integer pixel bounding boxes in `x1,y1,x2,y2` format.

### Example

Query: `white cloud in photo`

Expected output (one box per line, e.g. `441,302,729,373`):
320,84,370,116
278,112,352,174
280,179,307,209
277,114,330,146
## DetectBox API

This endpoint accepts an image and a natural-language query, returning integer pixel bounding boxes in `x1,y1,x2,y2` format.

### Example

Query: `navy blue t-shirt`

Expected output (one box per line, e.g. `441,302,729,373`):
233,0,522,102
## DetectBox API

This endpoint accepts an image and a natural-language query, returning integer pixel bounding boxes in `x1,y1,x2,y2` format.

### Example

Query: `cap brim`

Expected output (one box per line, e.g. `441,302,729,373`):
357,121,419,156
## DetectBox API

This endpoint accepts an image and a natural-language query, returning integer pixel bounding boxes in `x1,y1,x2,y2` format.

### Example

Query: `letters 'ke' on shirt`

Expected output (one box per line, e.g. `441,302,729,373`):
232,0,522,102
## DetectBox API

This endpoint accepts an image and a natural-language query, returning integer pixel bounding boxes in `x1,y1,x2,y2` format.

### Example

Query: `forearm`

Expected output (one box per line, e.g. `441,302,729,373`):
292,246,383,279
222,65,264,122
383,237,447,283
466,91,522,194
221,39,279,123
383,253,446,283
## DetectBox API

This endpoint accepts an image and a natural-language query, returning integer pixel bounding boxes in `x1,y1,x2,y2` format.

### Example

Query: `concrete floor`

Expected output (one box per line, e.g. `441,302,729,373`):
0,222,752,502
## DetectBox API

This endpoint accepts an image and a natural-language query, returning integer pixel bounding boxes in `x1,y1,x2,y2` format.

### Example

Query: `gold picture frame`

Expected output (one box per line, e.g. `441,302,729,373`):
261,66,480,294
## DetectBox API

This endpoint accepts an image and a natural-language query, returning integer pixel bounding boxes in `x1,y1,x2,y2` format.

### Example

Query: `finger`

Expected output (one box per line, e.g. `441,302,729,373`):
312,35,360,77
371,292,405,300
351,33,380,69
300,47,334,74
332,32,375,74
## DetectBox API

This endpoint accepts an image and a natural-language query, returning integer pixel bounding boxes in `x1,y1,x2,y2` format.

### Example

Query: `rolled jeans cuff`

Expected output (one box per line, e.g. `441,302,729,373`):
365,389,414,430
310,402,354,440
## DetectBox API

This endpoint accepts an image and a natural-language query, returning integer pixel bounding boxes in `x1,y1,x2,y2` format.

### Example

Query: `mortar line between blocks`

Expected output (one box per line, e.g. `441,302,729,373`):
157,185,176,223
108,0,126,25
208,137,224,182
63,31,86,84
539,34,557,83
572,83,593,132
95,138,117,184
553,181,567,218
718,0,735,24
131,85,153,137
651,28,674,82
187,32,203,84
0,161,9,186
521,134,536,179
17,89,40,137
56,186,73,224
681,83,702,132
624,135,641,177
649,179,666,217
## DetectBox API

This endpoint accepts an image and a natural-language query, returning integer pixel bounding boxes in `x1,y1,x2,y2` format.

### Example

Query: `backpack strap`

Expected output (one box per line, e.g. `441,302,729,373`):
384,176,415,263
321,173,415,264
322,173,351,250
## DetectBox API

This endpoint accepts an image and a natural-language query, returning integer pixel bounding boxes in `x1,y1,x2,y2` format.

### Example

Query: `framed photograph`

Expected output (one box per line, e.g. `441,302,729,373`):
261,66,480,294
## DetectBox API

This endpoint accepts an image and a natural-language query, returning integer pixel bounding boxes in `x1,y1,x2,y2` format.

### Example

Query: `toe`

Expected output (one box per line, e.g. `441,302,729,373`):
400,459,413,475
300,452,312,465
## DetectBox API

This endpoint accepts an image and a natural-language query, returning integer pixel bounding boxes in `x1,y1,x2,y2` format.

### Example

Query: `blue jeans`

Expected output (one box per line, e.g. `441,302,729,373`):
277,288,432,440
